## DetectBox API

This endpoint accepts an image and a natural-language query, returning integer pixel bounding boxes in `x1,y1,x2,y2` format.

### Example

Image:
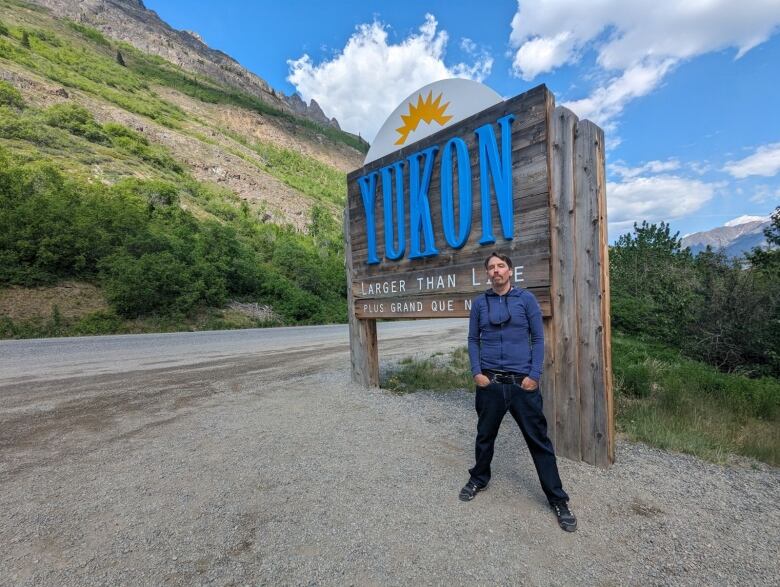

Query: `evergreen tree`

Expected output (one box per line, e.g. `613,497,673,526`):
20,30,30,48
116,50,126,67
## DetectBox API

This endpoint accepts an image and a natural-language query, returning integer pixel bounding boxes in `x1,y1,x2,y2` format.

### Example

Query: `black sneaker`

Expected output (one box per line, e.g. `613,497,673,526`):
458,481,486,502
551,502,577,532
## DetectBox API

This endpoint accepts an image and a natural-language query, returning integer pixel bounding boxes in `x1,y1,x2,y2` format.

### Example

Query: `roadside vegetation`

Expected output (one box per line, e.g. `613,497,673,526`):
0,88,347,335
381,338,779,466
0,1,357,336
383,213,780,466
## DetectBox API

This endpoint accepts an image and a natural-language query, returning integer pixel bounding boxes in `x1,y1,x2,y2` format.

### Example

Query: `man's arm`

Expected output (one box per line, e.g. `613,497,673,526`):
526,292,544,383
467,296,482,377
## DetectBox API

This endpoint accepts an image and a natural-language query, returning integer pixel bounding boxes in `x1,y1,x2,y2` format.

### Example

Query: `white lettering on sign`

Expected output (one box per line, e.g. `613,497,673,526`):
416,274,456,291
360,280,406,295
431,299,455,312
362,303,384,313
390,301,424,313
465,299,472,311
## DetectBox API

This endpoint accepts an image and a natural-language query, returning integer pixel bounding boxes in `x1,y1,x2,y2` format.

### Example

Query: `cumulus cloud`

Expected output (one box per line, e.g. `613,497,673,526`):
510,0,780,125
607,175,718,233
287,15,492,141
724,143,780,178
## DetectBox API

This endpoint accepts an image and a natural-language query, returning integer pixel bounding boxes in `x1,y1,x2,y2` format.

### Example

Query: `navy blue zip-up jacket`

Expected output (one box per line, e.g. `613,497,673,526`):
467,287,544,382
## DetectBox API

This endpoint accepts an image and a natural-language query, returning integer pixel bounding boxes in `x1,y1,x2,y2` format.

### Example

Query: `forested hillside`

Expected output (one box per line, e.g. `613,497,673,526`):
0,0,367,336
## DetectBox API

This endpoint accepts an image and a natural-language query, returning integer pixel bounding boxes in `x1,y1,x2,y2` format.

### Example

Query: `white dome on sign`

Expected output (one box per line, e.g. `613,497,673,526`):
365,78,503,165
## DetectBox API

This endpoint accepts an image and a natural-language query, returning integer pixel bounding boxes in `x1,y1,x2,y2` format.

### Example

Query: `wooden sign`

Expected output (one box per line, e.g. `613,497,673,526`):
344,80,615,468
346,84,553,319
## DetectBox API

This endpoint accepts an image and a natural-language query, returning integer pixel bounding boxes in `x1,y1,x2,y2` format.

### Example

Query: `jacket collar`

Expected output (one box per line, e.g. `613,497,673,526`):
485,286,520,297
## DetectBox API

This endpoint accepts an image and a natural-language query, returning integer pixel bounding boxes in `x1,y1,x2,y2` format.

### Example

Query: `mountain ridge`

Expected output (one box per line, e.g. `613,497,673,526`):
681,219,769,258
27,0,349,133
0,0,362,333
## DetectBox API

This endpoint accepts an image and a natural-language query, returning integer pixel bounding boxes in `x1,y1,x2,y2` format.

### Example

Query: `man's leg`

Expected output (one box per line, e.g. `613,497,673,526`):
507,386,568,504
467,382,507,488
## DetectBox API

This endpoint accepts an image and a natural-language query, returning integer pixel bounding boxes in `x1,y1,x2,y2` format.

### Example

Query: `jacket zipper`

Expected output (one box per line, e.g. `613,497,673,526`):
499,295,504,369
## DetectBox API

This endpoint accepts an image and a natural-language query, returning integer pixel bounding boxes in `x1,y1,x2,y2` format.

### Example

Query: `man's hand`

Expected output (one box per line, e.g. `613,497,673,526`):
521,376,538,391
474,373,491,387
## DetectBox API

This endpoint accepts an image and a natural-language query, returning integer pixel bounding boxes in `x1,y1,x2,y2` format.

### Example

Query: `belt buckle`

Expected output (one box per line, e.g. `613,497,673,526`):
492,372,512,384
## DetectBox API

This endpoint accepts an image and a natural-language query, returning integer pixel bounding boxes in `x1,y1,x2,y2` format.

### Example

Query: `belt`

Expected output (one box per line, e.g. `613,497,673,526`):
484,369,527,384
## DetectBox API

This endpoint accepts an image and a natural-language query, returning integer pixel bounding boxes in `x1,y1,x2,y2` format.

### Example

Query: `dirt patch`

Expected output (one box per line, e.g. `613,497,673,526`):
0,280,109,321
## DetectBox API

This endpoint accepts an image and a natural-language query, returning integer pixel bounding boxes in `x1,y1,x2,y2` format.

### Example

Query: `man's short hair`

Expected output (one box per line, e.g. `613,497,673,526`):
484,251,513,269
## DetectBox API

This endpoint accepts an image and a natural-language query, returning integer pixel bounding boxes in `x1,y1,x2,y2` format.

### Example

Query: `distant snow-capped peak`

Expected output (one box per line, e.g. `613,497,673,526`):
724,215,770,227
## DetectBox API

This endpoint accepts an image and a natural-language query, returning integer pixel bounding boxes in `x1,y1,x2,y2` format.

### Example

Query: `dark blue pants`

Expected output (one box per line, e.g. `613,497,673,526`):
469,380,569,504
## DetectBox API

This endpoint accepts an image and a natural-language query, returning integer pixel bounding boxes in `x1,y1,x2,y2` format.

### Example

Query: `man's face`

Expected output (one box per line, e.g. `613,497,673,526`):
486,256,511,288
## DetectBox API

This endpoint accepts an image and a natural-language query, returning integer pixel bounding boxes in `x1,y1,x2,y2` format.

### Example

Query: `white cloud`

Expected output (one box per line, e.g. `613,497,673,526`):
610,159,681,179
561,59,676,128
688,161,712,176
510,0,780,126
724,143,780,178
749,185,780,205
607,175,718,232
287,15,492,141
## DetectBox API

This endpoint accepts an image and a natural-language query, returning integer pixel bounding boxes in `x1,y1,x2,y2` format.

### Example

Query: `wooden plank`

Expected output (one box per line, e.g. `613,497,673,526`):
592,121,615,466
574,121,605,465
573,120,611,466
347,85,551,182
551,106,581,462
354,289,551,319
345,85,553,315
351,255,550,299
344,207,379,387
541,317,557,448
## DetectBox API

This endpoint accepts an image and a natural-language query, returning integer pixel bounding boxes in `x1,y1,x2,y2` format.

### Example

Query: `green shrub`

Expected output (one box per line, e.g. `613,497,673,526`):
618,362,653,398
0,20,9,37
0,106,64,146
66,21,111,47
104,123,183,173
43,103,109,143
100,251,203,316
0,80,24,108
72,310,124,335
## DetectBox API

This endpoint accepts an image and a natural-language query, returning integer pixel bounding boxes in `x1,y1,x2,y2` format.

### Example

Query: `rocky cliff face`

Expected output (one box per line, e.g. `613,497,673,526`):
27,0,341,129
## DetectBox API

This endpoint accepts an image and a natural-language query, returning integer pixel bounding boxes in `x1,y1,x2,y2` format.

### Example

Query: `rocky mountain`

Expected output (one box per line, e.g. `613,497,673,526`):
0,0,367,335
27,0,344,130
682,218,770,258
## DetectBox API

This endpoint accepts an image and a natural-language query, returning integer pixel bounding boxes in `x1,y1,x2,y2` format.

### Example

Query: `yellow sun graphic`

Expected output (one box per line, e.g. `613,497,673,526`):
394,91,453,145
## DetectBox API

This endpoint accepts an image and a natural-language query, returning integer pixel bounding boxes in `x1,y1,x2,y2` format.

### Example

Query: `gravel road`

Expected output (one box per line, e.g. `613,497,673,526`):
1,321,778,586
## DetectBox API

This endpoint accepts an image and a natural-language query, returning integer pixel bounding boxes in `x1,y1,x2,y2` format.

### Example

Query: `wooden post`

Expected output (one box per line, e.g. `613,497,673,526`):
550,107,582,460
344,207,379,387
575,120,613,466
548,107,614,467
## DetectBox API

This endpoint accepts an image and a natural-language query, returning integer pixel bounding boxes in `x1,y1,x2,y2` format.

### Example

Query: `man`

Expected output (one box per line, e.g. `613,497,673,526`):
460,251,577,533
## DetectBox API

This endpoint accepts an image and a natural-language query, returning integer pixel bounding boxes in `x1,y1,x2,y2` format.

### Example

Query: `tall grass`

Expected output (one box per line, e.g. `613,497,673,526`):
612,334,779,465
381,337,780,466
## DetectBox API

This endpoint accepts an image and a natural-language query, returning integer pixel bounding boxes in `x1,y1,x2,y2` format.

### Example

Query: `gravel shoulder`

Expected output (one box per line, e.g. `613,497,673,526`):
1,325,778,586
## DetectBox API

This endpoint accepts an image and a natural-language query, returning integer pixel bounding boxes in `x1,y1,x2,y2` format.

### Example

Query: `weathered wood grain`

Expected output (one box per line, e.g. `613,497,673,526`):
344,207,379,386
345,83,614,469
551,106,581,461
346,85,553,313
354,289,551,319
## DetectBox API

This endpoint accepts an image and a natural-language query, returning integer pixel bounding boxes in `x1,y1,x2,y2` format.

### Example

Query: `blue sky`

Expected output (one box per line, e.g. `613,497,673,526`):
145,0,780,240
